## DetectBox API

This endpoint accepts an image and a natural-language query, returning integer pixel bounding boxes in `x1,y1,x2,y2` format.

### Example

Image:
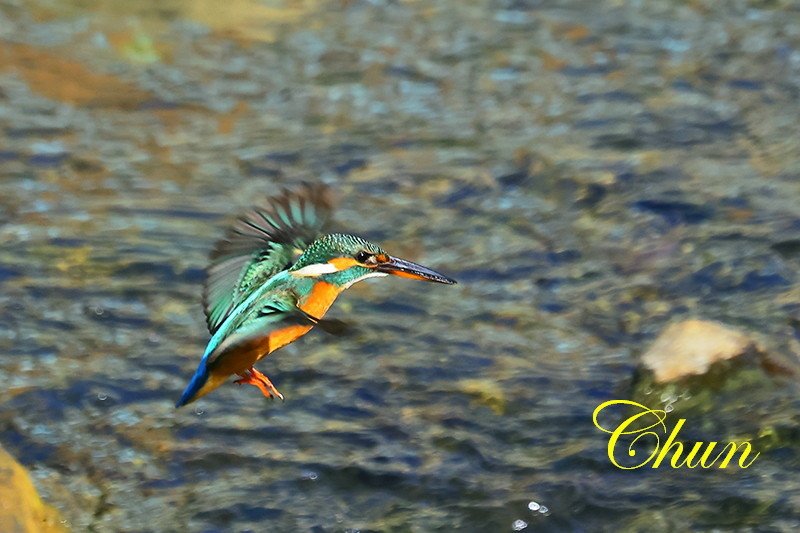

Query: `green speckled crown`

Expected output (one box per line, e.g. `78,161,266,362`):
293,233,385,268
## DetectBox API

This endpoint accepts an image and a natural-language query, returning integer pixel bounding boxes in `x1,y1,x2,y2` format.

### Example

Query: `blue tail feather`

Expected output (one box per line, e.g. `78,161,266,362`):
176,363,209,408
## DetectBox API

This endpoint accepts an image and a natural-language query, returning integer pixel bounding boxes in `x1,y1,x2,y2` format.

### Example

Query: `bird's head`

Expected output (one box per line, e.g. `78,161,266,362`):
290,233,456,289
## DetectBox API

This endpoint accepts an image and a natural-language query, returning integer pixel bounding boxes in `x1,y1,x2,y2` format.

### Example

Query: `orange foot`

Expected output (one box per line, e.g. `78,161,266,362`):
234,367,285,401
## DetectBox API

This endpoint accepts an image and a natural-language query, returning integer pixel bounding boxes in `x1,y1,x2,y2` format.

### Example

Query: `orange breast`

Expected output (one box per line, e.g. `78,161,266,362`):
266,324,311,354
259,281,342,359
298,280,342,318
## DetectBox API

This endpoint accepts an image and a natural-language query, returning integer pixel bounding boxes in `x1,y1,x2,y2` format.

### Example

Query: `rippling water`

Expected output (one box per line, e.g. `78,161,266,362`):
1,0,799,530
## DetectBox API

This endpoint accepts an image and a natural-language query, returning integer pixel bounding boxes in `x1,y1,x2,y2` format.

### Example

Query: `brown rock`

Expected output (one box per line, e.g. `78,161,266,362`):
0,446,64,533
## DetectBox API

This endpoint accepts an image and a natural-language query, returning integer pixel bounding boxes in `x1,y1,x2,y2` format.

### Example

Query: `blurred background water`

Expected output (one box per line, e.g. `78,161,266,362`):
1,0,799,530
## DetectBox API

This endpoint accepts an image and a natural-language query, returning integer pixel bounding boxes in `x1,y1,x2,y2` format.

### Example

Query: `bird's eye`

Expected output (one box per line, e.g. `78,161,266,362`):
355,250,372,263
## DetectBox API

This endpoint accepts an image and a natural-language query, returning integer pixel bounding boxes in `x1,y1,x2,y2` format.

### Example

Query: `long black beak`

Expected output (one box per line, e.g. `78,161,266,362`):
376,255,457,284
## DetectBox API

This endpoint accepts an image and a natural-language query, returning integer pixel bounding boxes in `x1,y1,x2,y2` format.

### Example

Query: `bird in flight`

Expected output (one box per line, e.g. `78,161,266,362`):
176,183,456,407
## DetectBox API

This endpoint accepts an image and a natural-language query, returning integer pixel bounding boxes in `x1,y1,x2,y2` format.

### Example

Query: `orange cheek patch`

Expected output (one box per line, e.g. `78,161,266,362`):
328,257,359,270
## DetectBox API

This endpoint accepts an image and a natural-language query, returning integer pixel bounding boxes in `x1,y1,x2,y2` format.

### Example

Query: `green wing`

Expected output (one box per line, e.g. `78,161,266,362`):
205,290,346,370
205,291,304,368
202,183,333,334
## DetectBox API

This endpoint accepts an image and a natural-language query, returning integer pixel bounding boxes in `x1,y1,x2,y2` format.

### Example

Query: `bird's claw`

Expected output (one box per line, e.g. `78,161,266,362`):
234,367,285,401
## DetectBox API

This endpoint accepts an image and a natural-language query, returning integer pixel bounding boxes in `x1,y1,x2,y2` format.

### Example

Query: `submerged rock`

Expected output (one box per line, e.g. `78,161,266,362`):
456,378,507,415
0,445,64,533
630,319,798,442
640,319,760,383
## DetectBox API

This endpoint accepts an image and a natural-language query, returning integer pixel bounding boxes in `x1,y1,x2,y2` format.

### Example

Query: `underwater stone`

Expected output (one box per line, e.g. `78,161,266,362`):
640,319,758,383
628,319,789,441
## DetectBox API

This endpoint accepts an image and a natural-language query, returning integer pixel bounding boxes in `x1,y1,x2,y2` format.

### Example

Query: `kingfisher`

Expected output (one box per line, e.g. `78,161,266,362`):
176,183,456,407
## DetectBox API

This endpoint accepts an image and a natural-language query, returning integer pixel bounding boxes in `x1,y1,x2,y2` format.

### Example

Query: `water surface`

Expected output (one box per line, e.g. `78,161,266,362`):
1,0,799,530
